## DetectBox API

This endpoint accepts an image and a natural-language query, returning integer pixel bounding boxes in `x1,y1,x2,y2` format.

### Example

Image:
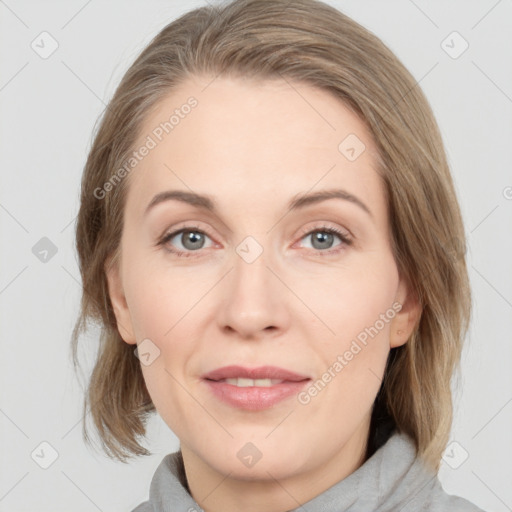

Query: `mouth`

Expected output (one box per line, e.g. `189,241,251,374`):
202,364,310,382
210,377,288,387
201,365,311,410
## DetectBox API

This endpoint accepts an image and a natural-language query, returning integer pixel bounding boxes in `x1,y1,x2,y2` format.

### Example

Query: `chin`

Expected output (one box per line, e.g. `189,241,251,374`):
202,439,308,480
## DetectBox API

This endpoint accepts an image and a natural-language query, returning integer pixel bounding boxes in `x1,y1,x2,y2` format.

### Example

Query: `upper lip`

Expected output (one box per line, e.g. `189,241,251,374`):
202,365,311,382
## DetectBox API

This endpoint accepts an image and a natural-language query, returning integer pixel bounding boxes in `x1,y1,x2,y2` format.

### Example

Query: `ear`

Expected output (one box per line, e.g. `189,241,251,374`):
389,274,422,349
104,254,137,345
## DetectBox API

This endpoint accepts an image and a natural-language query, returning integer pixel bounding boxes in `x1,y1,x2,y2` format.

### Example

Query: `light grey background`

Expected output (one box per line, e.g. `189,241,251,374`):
1,1,511,511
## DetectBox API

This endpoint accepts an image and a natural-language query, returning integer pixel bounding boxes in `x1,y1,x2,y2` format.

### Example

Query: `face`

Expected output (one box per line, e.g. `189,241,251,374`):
106,74,419,484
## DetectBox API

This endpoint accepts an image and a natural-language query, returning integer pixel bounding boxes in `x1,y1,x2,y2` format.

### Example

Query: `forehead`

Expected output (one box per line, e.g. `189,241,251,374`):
125,74,385,223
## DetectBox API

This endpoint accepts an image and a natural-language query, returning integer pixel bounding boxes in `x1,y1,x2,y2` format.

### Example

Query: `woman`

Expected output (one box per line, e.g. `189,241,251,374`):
71,0,485,510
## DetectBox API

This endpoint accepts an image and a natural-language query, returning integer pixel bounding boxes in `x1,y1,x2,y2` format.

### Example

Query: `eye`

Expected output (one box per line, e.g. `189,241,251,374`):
297,225,352,254
158,225,214,257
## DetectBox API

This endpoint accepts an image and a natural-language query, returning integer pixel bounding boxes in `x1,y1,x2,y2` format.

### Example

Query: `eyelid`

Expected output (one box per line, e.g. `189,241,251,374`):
293,223,353,254
296,221,351,240
157,221,217,246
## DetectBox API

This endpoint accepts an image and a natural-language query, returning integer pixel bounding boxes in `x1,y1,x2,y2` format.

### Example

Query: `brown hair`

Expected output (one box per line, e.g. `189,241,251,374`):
71,0,471,472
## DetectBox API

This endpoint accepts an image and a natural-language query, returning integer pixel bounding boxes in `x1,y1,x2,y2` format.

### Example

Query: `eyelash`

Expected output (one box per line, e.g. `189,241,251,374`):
157,224,353,258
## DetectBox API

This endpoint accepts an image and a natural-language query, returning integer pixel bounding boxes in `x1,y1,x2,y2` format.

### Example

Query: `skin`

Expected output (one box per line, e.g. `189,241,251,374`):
106,74,421,512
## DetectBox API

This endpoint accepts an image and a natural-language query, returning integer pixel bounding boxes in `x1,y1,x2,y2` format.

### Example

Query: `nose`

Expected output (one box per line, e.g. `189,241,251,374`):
216,241,289,340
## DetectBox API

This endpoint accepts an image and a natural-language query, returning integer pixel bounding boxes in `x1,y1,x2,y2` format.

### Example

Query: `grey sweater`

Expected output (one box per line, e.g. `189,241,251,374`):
132,430,485,511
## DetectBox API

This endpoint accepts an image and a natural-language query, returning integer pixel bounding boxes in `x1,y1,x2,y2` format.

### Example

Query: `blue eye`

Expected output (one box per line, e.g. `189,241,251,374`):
159,227,214,257
300,227,351,252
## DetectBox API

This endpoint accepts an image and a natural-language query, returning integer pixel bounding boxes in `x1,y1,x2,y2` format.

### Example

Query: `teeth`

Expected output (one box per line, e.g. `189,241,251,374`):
223,378,283,387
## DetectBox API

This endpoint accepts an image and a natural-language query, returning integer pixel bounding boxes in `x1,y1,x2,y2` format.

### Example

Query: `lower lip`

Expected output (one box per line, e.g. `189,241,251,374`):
203,379,311,411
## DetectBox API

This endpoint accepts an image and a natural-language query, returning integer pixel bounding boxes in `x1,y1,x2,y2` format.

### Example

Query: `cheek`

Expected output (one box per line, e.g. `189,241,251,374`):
123,250,197,341
298,287,395,434
127,281,174,342
297,252,398,402
127,264,201,432
299,252,399,344
123,255,204,375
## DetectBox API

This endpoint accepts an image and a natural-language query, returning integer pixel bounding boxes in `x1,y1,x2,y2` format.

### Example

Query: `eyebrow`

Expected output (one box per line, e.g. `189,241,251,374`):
144,188,373,219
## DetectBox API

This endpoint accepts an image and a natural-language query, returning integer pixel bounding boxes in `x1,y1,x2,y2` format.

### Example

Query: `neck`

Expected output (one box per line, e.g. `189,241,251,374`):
180,419,371,512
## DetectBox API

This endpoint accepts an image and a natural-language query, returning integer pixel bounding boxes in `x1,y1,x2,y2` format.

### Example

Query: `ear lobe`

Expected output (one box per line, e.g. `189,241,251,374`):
104,255,137,345
389,277,422,349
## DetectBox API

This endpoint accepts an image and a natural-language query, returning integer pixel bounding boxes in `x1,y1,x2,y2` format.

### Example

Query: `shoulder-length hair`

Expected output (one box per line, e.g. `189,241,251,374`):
71,0,471,473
